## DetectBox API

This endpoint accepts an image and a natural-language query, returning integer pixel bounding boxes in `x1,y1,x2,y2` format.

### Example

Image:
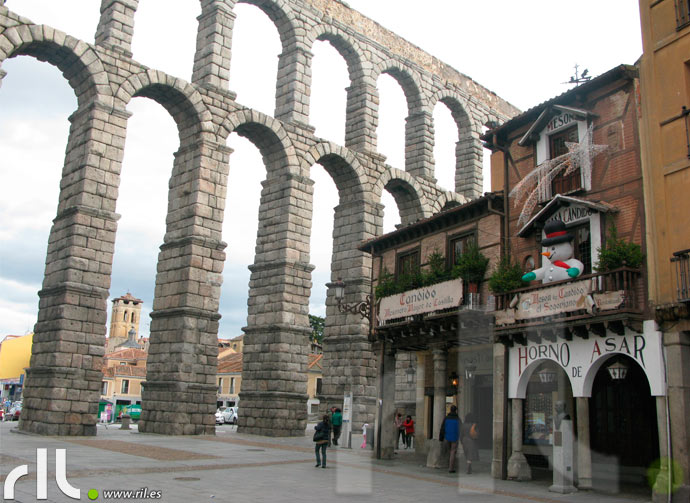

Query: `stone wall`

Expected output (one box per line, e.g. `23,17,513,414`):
1,0,518,436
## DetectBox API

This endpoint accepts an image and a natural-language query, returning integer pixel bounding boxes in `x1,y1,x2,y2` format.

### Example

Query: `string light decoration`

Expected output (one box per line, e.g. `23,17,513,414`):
510,124,608,227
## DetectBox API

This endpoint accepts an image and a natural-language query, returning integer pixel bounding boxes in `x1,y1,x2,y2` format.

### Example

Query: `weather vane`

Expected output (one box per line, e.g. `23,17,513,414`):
563,64,591,86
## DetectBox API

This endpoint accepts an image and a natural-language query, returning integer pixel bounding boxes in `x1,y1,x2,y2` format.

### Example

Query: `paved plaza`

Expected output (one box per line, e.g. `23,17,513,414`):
0,421,651,503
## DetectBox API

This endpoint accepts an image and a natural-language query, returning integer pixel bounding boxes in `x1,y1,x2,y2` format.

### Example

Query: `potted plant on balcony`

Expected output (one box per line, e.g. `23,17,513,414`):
452,242,489,307
424,249,450,285
488,255,524,294
595,225,645,272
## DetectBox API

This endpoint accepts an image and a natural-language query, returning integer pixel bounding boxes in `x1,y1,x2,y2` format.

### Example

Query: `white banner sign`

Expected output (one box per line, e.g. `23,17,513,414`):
508,324,666,398
377,278,463,324
514,279,591,320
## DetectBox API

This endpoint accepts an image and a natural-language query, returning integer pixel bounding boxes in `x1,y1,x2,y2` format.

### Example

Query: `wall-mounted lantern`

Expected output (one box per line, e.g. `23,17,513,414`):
405,365,416,384
607,360,628,381
465,363,476,381
448,372,459,393
538,367,557,384
326,278,371,320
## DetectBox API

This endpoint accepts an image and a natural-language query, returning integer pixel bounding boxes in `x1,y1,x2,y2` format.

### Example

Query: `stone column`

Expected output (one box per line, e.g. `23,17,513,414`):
415,352,426,453
405,111,435,181
275,44,312,127
507,399,532,480
138,138,230,435
95,0,138,57
19,100,131,436
345,79,378,154
576,397,592,489
319,199,379,430
426,345,448,468
238,173,315,436
192,0,236,95
659,331,690,502
653,395,670,502
455,135,483,200
492,342,509,479
379,343,397,459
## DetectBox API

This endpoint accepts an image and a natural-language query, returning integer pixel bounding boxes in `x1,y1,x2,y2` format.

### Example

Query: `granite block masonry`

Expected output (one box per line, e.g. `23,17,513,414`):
2,0,518,436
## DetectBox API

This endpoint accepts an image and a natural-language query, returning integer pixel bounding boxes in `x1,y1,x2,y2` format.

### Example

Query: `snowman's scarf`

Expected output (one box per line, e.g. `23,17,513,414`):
552,260,571,269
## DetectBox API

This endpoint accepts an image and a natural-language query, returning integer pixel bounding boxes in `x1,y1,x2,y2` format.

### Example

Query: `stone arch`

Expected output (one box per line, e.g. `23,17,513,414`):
237,0,298,49
375,168,432,225
302,141,368,199
308,25,366,84
223,108,299,177
0,25,110,106
373,58,424,113
433,191,467,213
431,89,484,198
115,71,214,148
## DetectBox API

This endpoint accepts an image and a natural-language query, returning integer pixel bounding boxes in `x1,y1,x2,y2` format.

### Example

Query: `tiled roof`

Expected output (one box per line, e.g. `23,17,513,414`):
102,365,147,378
106,348,147,361
218,352,243,373
112,292,143,304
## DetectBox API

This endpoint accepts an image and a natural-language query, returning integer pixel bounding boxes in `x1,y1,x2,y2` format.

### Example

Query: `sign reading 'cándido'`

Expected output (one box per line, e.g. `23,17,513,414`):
377,278,463,324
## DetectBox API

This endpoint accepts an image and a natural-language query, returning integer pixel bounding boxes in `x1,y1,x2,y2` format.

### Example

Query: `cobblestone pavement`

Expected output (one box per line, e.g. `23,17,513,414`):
0,421,651,502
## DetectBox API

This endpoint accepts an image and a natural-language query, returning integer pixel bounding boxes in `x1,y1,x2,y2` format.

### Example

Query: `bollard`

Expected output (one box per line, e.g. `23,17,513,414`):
120,414,131,430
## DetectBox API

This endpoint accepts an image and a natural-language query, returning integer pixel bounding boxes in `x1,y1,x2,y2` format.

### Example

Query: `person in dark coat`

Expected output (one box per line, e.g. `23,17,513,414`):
314,415,331,468
439,405,461,473
331,407,343,445
461,412,479,474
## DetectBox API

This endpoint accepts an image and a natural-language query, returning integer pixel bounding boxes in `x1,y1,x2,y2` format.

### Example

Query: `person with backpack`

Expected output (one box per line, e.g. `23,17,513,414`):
439,405,461,473
461,412,479,474
313,414,331,468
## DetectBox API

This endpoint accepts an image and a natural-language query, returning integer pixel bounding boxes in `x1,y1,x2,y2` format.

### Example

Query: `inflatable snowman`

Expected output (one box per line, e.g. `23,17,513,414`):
522,220,584,284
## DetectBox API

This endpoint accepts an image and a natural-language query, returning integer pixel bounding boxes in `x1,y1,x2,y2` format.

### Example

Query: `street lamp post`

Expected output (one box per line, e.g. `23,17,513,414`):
326,278,372,320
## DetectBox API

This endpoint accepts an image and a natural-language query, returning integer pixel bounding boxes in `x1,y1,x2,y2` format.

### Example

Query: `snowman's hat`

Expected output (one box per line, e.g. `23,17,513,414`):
541,219,574,246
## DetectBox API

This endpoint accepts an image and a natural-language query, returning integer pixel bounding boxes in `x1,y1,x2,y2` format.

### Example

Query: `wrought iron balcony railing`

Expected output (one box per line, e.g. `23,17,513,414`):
671,249,690,303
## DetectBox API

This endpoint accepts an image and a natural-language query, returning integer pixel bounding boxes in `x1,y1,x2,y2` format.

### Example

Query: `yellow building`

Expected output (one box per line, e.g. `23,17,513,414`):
0,333,33,402
638,1,690,499
100,348,147,420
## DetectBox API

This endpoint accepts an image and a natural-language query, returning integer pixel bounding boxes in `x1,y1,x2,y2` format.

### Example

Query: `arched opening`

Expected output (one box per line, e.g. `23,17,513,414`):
310,40,348,144
131,1,199,80
218,133,266,339
108,96,177,339
522,360,574,473
376,73,406,170
589,355,659,486
381,191,401,234
432,102,457,192
229,3,281,115
0,55,75,335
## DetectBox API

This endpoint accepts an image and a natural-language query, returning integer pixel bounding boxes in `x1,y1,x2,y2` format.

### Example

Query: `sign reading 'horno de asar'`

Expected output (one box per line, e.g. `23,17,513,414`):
377,279,463,324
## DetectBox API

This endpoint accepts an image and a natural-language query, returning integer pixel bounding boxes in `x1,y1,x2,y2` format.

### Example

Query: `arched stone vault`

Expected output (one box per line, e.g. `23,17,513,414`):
2,0,518,436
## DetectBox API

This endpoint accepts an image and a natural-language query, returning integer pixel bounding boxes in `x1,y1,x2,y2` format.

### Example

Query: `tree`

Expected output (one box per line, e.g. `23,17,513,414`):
309,314,325,345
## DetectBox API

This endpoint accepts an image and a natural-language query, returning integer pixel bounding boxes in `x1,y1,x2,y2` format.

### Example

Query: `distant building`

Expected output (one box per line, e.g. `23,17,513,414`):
106,293,144,353
0,333,33,402
99,347,147,420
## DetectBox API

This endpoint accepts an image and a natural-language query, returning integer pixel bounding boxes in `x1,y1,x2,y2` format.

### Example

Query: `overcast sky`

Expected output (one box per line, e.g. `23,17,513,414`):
0,1,642,341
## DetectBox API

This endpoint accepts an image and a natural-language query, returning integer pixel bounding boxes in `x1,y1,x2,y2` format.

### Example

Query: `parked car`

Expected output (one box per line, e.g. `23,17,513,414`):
220,406,238,425
215,409,225,424
7,403,21,421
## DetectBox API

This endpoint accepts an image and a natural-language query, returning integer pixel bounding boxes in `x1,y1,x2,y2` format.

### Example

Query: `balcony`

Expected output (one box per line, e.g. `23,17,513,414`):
493,267,644,344
671,248,690,303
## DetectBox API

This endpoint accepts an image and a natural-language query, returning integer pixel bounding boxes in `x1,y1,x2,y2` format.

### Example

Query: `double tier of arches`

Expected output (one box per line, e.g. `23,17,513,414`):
0,1,515,435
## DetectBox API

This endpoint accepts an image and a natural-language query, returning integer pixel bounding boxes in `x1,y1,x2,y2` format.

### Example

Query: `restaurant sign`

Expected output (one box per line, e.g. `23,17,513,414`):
377,278,463,324
494,280,625,325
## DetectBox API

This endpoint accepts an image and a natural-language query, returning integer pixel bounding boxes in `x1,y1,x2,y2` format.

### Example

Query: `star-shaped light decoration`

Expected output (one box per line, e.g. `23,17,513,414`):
510,124,607,227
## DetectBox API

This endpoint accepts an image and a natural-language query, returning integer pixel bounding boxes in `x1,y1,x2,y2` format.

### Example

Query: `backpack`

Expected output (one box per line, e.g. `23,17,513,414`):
313,426,328,442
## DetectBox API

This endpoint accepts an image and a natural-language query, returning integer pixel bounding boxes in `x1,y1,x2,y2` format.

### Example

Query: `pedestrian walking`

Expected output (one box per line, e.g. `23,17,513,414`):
394,412,405,449
331,407,343,445
460,412,479,474
439,405,461,473
313,414,331,468
402,415,415,449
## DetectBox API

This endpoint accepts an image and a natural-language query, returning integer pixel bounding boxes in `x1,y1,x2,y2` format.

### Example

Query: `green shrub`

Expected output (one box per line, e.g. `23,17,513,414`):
452,242,489,284
488,256,524,294
375,268,396,299
595,225,645,272
424,249,450,285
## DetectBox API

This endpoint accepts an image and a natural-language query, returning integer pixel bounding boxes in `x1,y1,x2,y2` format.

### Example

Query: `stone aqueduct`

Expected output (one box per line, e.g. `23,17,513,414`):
1,0,517,436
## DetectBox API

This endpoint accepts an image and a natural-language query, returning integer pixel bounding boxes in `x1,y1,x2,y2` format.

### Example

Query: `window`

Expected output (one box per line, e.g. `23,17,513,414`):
572,224,592,275
119,362,127,366
677,0,690,29
230,377,236,394
396,249,420,278
316,378,322,395
101,382,108,395
218,378,224,394
121,380,129,394
131,312,136,323
449,233,476,266
550,126,581,195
